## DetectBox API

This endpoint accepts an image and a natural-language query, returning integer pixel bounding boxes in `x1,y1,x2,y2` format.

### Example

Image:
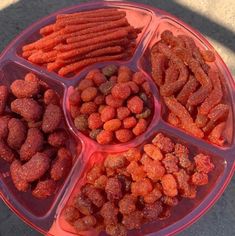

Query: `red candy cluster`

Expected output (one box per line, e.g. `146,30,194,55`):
69,65,153,144
0,73,73,199
151,30,229,146
63,133,214,236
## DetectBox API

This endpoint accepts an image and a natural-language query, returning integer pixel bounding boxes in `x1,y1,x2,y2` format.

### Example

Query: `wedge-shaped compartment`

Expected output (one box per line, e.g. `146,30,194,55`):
51,130,228,236
63,60,161,150
0,61,83,233
139,16,235,147
10,1,155,79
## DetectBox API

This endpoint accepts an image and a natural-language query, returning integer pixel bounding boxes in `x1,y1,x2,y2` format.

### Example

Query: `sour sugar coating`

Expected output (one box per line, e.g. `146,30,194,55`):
117,66,132,83
115,129,133,143
122,210,143,230
193,154,214,174
10,79,40,98
106,224,127,236
162,153,179,173
10,160,29,191
161,174,178,197
174,143,192,170
111,83,131,100
86,163,104,184
105,177,123,201
127,96,143,114
74,115,88,131
82,184,105,207
100,106,116,122
143,159,165,181
144,186,162,204
20,128,44,161
143,201,163,222
48,129,67,147
198,69,222,115
32,179,57,199
7,118,27,150
0,116,10,139
131,178,153,196
42,104,62,133
11,98,42,122
0,139,15,162
152,133,174,153
73,215,97,232
192,172,208,185
100,201,119,225
208,122,226,146
96,130,113,144
124,147,141,162
150,48,168,86
50,147,72,181
143,144,163,161
117,107,131,120
19,152,50,182
64,206,81,223
0,85,9,114
177,75,198,105
104,153,127,170
119,194,136,215
104,119,121,132
164,96,204,138
88,113,103,129
74,194,94,216
127,161,146,181
44,89,60,105
132,118,148,136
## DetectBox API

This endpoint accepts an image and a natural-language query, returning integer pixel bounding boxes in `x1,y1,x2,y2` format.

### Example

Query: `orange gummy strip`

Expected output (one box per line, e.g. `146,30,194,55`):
56,8,119,20
58,53,126,76
57,38,129,60
55,12,126,29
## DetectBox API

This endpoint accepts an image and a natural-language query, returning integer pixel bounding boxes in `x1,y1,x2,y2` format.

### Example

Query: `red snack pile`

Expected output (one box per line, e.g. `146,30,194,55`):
150,30,229,146
0,72,73,199
69,65,153,144
63,133,214,235
21,8,142,76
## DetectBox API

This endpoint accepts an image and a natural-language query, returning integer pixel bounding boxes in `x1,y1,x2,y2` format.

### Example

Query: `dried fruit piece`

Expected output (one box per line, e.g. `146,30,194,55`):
96,130,113,144
127,96,143,114
81,87,98,102
0,116,10,139
161,174,178,197
69,90,81,105
102,64,118,77
88,113,103,129
44,89,60,105
132,118,147,136
80,102,97,114
115,129,133,142
104,119,121,131
0,139,15,162
74,115,88,131
111,83,131,100
117,107,130,120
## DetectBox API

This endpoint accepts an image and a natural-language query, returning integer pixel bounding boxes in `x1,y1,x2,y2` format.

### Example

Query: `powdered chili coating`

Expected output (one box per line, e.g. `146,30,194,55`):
0,139,15,162
7,118,27,150
48,129,67,147
32,179,57,199
10,79,40,98
0,116,10,139
0,85,8,115
20,128,44,161
11,98,43,122
50,147,72,181
44,89,60,105
42,104,62,133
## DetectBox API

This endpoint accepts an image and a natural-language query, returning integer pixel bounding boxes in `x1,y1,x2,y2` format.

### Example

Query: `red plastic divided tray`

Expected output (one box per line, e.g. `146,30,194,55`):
0,1,234,236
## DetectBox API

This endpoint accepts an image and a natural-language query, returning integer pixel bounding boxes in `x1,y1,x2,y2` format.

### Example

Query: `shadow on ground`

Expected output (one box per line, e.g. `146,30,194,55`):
0,0,234,236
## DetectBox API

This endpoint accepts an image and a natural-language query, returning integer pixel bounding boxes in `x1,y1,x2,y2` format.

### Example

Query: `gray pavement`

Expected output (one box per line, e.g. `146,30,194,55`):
0,0,234,236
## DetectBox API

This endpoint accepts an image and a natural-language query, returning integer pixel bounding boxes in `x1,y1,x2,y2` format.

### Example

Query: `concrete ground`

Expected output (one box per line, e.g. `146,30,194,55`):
0,0,234,235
